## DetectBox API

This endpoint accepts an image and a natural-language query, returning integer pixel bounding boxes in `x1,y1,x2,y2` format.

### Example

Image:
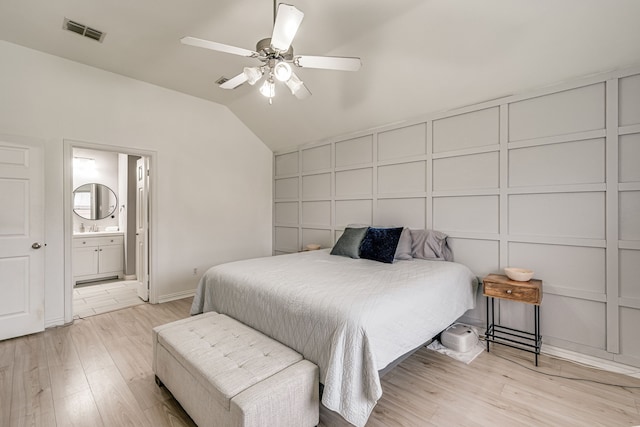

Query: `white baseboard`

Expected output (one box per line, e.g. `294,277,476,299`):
157,289,195,304
542,344,640,379
45,316,66,328
460,320,640,380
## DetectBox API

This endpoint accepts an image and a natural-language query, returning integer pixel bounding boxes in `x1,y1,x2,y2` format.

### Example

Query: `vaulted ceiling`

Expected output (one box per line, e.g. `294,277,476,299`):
2,0,640,152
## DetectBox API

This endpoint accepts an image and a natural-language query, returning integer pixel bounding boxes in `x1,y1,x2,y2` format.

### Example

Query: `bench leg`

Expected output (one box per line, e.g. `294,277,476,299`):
155,375,165,388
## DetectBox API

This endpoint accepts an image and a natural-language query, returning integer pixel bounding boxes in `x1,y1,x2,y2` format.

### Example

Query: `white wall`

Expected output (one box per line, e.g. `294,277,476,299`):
274,66,640,368
72,147,119,232
0,41,273,326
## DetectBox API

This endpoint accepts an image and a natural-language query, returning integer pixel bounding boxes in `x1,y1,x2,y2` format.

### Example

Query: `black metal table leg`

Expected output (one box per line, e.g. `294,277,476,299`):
534,305,540,366
486,296,490,353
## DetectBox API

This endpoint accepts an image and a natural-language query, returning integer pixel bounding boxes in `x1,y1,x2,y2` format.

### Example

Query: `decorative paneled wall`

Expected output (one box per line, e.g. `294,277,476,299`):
273,67,640,367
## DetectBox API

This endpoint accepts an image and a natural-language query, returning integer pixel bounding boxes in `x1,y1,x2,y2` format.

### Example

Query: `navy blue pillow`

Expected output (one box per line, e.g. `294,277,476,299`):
359,227,404,263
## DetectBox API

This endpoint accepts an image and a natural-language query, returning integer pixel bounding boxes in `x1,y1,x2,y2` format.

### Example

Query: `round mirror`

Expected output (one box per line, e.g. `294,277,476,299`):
73,183,117,220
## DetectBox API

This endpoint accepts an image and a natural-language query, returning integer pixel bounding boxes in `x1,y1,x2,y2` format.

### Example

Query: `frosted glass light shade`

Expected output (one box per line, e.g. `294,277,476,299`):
273,62,292,82
259,79,275,98
243,67,263,85
285,73,303,94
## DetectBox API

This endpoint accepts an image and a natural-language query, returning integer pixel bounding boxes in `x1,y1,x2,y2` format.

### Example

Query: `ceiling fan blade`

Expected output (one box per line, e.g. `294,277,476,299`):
271,4,304,52
286,72,311,100
291,82,311,100
294,55,362,72
219,72,249,89
181,36,257,57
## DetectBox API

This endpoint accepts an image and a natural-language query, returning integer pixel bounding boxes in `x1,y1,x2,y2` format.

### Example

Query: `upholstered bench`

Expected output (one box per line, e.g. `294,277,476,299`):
153,312,319,427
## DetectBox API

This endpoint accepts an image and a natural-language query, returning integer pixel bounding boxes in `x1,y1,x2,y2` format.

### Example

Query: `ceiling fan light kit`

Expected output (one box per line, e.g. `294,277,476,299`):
285,73,309,99
259,79,276,100
273,61,292,82
180,1,361,104
243,67,263,85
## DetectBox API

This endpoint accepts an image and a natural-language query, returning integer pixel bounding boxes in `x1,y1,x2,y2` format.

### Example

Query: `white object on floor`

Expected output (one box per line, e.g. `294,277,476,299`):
427,324,484,364
441,323,478,352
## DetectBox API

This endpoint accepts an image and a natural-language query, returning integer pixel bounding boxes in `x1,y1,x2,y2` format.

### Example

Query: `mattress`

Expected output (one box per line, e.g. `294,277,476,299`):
191,249,477,426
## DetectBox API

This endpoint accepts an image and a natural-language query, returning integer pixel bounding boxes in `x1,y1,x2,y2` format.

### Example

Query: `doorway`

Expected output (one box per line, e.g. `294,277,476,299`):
63,140,156,323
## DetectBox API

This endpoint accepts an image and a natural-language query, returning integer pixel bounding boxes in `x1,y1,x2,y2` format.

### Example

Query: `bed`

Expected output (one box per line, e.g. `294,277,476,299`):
191,248,477,427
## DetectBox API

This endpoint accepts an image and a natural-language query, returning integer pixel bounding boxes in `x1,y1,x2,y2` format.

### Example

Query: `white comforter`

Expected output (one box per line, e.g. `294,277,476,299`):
191,249,477,426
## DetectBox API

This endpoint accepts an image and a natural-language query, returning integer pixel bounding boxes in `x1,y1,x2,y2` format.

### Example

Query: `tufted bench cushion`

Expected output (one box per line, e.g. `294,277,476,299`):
153,311,319,427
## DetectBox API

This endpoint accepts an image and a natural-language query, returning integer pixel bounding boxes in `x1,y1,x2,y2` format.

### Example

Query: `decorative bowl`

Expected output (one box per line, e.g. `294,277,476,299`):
504,267,534,282
305,243,321,250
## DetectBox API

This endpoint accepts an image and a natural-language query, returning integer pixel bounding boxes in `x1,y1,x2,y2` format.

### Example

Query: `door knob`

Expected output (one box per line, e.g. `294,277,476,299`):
32,242,42,249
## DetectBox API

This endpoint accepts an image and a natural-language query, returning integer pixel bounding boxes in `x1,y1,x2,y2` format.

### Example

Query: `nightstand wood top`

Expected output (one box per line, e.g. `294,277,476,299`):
483,274,542,305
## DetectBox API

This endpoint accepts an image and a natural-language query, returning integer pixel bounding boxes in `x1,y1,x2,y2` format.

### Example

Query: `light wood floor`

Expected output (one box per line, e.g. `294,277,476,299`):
1,298,639,427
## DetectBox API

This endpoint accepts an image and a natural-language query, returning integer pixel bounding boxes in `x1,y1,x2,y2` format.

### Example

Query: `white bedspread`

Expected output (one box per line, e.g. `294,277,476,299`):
191,249,477,427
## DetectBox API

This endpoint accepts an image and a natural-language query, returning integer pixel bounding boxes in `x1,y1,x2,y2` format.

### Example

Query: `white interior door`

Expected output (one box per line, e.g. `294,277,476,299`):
136,157,149,301
0,136,44,340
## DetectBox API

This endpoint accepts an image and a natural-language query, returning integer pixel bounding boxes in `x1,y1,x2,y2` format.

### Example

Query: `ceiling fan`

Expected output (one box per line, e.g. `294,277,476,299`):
180,1,362,103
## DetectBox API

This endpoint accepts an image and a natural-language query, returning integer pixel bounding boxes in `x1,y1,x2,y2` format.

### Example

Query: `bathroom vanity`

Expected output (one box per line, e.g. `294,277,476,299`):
73,232,124,284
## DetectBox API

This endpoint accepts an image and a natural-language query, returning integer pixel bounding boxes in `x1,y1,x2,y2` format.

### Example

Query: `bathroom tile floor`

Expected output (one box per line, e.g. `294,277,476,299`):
73,279,144,319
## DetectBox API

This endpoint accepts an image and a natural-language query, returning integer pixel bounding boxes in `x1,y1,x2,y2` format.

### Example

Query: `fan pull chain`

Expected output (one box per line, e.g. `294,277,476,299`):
273,0,277,25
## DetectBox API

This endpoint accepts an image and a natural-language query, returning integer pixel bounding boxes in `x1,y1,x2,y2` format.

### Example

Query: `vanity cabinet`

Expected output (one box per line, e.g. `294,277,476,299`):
73,234,124,284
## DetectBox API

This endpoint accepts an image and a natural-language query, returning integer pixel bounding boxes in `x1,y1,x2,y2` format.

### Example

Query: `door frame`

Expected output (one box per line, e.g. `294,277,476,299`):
63,139,158,324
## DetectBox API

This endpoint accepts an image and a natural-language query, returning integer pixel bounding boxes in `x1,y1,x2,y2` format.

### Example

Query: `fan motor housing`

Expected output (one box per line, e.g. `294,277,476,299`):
256,37,293,60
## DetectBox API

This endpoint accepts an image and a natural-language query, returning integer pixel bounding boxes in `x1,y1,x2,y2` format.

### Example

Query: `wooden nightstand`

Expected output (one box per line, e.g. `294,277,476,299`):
483,274,542,365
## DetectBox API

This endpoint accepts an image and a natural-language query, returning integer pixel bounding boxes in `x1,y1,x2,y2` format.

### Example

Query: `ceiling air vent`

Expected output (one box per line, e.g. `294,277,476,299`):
63,18,106,42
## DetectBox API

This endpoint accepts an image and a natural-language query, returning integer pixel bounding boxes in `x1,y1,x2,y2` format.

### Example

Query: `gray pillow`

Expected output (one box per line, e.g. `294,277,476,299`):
394,228,413,260
330,227,369,258
410,229,453,261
